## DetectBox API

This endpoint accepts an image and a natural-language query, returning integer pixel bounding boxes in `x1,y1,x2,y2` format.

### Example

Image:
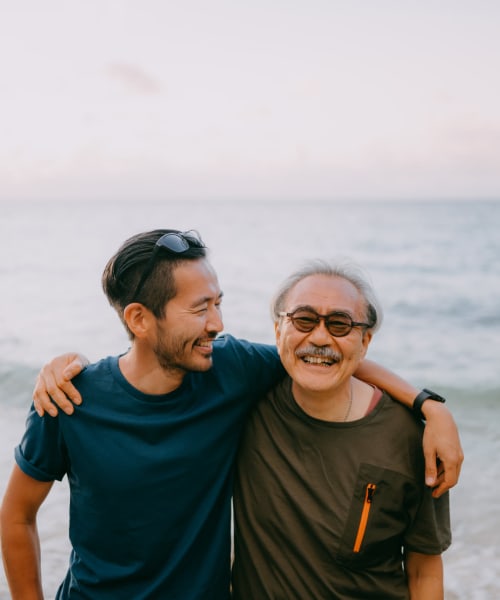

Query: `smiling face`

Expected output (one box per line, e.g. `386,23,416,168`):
275,274,372,400
152,258,224,376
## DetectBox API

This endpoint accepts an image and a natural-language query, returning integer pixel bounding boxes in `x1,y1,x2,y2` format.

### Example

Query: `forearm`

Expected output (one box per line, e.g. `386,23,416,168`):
356,359,448,418
1,467,53,599
354,359,418,407
355,359,463,495
406,552,443,600
1,522,44,599
408,576,443,600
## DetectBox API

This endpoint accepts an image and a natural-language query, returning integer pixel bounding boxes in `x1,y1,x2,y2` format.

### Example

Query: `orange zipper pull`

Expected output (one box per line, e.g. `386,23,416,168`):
353,483,376,553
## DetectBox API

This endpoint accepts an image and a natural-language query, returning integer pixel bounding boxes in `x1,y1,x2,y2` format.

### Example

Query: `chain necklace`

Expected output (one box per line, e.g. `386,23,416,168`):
343,380,353,422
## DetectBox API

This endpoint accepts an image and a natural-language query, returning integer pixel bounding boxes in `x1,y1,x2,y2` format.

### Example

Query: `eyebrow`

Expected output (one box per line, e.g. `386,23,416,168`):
292,304,316,312
292,305,354,317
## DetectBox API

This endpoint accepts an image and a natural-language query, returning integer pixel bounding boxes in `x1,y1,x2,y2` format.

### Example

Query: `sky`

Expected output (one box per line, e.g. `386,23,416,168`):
1,0,499,202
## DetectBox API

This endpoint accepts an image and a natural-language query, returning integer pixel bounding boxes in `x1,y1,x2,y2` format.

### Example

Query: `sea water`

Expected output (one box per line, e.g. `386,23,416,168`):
0,198,499,598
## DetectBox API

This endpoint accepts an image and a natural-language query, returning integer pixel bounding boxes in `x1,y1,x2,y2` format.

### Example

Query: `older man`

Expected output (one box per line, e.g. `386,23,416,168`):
232,260,451,599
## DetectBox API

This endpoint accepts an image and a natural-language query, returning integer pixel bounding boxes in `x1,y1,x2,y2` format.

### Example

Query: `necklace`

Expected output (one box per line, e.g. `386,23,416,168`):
343,380,353,422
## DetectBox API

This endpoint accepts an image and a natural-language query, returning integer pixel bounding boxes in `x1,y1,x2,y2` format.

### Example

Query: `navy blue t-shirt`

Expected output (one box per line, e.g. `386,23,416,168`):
15,335,283,599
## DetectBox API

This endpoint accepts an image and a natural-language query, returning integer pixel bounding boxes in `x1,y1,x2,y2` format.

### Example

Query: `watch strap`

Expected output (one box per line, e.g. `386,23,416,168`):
413,388,446,420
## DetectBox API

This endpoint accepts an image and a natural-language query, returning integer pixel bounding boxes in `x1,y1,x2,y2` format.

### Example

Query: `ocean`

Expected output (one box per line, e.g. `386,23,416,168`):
0,198,499,598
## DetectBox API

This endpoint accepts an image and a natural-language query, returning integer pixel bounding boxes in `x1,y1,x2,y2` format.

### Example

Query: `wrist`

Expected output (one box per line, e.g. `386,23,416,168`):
413,388,446,420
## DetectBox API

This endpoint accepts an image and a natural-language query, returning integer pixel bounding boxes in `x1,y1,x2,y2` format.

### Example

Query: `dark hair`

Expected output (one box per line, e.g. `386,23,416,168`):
102,229,207,338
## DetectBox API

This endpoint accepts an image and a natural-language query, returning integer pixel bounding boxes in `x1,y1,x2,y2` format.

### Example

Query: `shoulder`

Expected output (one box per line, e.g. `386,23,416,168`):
71,355,126,401
378,392,425,437
211,334,285,391
382,392,422,421
76,355,116,376
213,334,279,365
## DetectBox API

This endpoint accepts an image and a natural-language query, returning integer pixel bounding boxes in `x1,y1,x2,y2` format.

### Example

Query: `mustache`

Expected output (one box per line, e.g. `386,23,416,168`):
197,331,219,339
195,332,219,342
295,345,342,361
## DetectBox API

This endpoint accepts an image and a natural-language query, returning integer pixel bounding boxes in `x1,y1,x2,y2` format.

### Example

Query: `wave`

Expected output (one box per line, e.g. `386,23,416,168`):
0,363,40,407
1,362,498,411
435,386,500,418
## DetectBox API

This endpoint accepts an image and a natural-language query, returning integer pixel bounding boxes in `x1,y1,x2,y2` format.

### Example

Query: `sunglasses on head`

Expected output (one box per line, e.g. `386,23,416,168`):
279,308,372,337
131,231,204,301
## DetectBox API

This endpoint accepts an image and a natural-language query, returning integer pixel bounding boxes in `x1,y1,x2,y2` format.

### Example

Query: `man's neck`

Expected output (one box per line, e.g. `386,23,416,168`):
118,347,186,395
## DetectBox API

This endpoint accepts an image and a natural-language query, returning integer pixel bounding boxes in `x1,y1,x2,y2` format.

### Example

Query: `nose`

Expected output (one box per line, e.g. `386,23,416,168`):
207,305,224,334
308,319,334,345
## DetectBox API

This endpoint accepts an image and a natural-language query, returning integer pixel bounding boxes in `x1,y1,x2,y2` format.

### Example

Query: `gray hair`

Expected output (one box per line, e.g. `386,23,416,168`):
271,259,383,334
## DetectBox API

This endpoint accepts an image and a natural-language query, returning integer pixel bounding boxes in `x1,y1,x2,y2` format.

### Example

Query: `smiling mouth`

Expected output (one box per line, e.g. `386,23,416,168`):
301,355,338,367
193,339,215,355
296,346,342,367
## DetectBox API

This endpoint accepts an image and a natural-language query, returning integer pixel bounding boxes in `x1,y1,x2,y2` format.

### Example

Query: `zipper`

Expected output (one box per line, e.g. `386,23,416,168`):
353,483,377,553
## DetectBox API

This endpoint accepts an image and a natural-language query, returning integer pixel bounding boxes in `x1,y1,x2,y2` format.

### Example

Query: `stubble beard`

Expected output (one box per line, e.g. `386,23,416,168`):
153,326,214,376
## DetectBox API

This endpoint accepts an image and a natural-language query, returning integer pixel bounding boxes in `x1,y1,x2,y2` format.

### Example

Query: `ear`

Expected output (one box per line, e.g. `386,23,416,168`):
123,303,153,339
360,330,373,359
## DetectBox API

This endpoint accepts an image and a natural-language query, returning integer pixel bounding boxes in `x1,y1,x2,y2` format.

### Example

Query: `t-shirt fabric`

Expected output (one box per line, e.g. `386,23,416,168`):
232,376,451,600
15,335,283,600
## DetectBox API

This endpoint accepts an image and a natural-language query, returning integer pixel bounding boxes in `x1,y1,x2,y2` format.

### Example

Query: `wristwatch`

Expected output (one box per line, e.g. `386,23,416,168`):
412,388,446,420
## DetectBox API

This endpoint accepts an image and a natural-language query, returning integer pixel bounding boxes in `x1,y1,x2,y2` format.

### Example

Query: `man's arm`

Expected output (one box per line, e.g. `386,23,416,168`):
32,353,89,417
0,465,54,600
405,552,444,600
33,354,463,496
354,359,464,498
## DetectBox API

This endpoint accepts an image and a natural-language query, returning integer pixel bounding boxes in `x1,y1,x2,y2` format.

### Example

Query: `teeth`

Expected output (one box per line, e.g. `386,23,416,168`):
303,356,333,365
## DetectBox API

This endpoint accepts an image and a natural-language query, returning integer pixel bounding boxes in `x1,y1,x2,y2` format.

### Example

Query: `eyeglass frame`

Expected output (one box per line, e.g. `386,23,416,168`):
131,231,205,302
278,307,373,338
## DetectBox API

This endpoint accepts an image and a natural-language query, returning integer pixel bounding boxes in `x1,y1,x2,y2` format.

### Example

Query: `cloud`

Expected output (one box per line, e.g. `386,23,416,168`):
106,63,162,95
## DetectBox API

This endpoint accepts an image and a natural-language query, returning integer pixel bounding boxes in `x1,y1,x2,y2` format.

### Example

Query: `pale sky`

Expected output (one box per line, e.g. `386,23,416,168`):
1,0,499,202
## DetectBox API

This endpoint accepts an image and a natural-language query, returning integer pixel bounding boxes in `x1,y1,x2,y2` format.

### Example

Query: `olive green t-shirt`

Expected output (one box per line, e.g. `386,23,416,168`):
232,377,451,600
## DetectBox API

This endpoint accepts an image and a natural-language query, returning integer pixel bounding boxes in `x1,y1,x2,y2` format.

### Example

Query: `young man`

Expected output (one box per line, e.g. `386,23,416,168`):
1,230,461,598
1,230,284,599
232,260,451,599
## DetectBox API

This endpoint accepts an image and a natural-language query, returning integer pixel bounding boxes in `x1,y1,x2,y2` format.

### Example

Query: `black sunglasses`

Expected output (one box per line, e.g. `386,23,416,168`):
279,308,372,337
131,231,204,301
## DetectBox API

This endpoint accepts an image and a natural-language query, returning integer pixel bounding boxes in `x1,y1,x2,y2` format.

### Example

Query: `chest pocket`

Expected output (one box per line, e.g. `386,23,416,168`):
335,462,420,570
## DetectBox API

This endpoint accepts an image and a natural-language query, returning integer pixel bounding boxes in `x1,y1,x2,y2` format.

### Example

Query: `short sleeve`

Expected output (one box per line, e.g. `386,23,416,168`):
15,404,69,482
405,488,451,554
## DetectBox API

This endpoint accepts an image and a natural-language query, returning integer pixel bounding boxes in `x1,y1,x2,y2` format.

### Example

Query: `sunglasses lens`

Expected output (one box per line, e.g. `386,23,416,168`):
182,230,202,245
290,311,319,332
326,318,352,336
158,233,190,253
288,310,354,337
